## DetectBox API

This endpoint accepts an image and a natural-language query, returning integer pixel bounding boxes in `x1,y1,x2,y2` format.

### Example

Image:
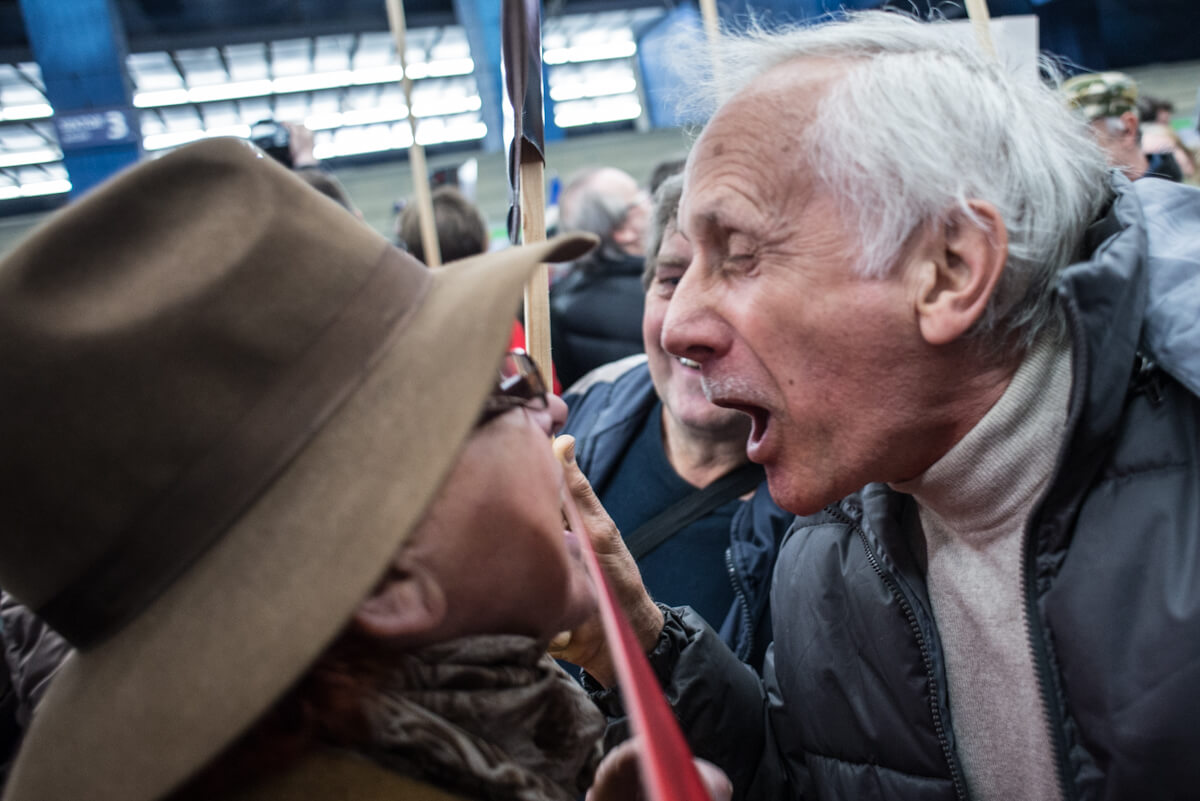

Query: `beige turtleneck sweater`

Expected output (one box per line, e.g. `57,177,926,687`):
891,336,1072,801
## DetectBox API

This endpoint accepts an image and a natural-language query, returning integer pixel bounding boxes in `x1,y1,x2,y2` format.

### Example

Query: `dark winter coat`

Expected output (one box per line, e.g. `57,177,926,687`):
549,252,645,388
631,175,1200,801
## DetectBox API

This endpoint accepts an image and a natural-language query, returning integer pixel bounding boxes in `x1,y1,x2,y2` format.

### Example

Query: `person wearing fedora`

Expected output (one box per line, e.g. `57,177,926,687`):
0,138,606,801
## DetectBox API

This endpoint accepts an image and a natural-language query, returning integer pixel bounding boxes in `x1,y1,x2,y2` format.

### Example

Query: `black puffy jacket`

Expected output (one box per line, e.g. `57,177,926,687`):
643,176,1200,801
548,251,645,389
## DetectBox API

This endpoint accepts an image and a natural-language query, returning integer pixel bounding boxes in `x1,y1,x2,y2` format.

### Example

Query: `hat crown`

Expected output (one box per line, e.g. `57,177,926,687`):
0,139,418,647
1063,71,1138,121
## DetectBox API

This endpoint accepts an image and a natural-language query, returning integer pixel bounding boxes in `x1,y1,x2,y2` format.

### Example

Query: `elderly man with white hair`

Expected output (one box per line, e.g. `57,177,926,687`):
564,10,1200,801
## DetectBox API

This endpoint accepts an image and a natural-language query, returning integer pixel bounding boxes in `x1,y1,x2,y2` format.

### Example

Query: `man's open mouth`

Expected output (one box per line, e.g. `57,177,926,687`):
716,400,770,449
744,406,770,448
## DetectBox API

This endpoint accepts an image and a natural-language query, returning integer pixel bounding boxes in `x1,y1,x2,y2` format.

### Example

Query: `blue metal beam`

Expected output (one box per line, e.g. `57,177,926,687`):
454,0,504,153
453,0,563,153
542,56,562,144
19,0,141,198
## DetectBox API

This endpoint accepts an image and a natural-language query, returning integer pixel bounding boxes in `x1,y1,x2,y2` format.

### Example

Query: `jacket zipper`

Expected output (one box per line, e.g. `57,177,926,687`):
1020,513,1075,801
1020,301,1096,801
724,547,755,663
827,503,969,801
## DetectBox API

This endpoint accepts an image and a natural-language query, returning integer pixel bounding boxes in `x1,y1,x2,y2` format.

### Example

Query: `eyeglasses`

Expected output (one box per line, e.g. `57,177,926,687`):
476,350,549,427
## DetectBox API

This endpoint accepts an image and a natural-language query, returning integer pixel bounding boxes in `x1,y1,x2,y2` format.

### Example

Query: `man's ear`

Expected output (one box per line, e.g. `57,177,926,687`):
912,200,1008,346
352,553,447,642
1119,110,1140,143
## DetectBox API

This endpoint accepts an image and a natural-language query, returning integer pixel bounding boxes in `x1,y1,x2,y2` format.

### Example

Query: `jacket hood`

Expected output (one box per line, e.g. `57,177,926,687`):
1063,175,1200,399
1131,177,1200,396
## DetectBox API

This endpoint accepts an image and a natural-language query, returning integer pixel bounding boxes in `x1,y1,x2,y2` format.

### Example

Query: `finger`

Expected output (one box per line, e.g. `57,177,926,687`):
552,433,575,464
555,438,624,557
555,436,603,513
586,739,643,801
554,436,603,511
696,759,733,801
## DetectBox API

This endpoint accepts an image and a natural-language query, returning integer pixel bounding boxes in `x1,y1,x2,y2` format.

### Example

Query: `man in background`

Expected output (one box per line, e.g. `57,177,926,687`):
550,168,651,387
1064,70,1184,181
395,185,562,392
396,185,490,264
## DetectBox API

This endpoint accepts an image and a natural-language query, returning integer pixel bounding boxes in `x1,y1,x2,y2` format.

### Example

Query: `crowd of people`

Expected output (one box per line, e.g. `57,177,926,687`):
1,9,1199,801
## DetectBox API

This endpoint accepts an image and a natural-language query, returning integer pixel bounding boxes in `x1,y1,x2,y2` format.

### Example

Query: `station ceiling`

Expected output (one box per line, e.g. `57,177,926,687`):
1,0,652,57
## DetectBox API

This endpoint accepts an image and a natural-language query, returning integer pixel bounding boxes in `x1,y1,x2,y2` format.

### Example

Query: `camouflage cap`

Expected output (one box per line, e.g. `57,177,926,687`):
1062,71,1139,121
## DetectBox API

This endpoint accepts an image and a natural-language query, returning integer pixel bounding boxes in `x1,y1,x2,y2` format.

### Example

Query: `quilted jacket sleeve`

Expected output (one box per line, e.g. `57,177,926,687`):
587,605,796,801
0,592,72,728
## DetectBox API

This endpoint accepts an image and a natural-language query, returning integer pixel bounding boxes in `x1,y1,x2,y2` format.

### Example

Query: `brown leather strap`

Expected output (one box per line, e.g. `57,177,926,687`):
37,248,428,649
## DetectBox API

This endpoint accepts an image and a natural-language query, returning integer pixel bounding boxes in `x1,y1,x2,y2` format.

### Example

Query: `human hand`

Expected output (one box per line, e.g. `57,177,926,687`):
550,435,663,686
586,737,733,801
284,122,319,168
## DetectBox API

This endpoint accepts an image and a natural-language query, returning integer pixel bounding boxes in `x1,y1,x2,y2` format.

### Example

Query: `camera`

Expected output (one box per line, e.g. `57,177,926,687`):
249,120,293,168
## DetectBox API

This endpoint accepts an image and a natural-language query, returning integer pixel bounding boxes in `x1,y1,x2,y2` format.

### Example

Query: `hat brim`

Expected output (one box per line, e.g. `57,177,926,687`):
2,234,595,801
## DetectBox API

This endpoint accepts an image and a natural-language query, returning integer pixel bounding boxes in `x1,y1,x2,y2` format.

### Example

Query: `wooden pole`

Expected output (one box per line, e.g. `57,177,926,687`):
385,0,442,267
698,0,721,83
520,160,552,387
964,0,998,61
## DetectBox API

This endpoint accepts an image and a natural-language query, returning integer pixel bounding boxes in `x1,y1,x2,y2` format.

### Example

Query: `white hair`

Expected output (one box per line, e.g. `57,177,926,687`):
701,11,1112,357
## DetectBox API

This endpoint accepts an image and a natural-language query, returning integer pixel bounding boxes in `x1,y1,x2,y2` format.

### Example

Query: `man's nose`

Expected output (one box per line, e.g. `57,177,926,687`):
661,267,720,366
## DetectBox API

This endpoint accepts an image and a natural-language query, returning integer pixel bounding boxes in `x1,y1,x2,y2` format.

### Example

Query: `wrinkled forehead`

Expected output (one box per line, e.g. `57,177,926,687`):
680,58,850,224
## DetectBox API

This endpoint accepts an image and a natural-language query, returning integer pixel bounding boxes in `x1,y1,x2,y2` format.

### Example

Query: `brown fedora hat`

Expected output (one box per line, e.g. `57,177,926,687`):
0,138,595,801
